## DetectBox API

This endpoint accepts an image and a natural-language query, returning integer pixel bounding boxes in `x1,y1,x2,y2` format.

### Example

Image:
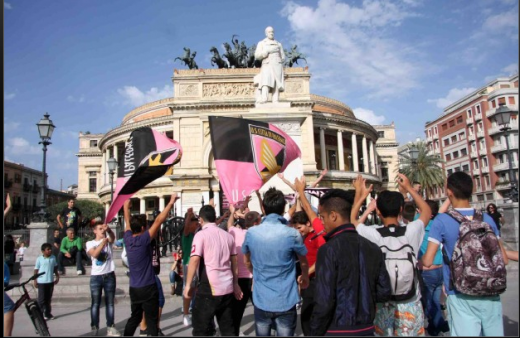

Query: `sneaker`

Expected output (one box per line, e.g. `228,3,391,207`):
91,326,99,336
139,328,148,336
157,328,165,336
44,315,55,320
107,326,122,337
77,270,83,275
183,314,192,327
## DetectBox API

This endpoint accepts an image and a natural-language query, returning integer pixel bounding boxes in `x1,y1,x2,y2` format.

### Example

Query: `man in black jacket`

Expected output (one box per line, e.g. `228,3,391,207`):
310,189,391,336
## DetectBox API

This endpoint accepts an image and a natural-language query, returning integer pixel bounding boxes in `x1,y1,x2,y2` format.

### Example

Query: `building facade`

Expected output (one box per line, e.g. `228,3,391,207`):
4,160,76,229
77,67,398,218
424,74,519,206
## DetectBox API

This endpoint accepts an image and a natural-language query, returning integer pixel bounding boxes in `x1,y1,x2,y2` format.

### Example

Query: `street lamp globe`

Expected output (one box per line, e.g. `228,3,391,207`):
409,144,419,162
107,157,118,206
37,112,56,142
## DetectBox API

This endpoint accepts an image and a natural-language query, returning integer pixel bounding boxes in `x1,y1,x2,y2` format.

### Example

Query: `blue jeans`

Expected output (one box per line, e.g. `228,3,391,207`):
420,268,449,336
254,305,297,336
90,272,116,328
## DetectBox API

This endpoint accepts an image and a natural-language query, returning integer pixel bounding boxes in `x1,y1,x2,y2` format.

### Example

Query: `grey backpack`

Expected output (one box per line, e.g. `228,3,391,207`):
442,209,507,296
376,225,418,301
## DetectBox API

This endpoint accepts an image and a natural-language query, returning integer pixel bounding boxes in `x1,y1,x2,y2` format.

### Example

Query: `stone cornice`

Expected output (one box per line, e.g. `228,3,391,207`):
76,153,102,158
376,143,399,148
311,94,355,118
313,114,378,139
172,67,309,77
99,116,174,149
122,97,175,125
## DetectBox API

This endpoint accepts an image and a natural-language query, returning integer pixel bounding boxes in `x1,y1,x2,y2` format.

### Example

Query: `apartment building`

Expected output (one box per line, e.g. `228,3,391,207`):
424,74,518,206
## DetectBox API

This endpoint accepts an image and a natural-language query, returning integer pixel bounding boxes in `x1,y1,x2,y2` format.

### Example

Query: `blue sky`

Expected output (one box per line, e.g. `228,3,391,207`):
4,0,518,190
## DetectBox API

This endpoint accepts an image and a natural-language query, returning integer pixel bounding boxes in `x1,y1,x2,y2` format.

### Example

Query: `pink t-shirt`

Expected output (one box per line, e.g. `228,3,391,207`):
191,223,236,296
228,227,253,279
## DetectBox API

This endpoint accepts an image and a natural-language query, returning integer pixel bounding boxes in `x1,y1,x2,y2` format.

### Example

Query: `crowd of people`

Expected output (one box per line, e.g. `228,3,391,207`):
3,170,517,337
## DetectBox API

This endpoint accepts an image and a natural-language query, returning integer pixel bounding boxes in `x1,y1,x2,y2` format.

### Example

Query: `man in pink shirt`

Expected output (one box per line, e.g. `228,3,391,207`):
184,205,243,336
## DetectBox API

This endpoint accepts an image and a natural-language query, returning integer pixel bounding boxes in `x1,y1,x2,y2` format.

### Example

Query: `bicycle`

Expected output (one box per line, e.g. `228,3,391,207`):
4,272,51,336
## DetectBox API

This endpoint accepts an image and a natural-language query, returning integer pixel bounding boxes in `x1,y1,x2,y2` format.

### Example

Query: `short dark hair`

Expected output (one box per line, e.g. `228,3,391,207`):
447,172,473,200
41,243,52,251
376,190,404,218
290,211,309,225
319,189,352,220
425,200,439,219
244,211,260,228
130,214,147,234
199,205,216,223
402,202,417,223
262,187,286,216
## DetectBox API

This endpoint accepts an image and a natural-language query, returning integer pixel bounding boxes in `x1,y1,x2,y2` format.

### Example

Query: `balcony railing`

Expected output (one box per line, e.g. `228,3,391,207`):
475,112,482,121
477,130,485,139
481,166,489,174
479,149,487,156
470,150,478,158
466,118,474,125
491,144,506,153
472,168,480,176
468,134,476,141
493,161,519,172
4,180,13,189
23,183,33,192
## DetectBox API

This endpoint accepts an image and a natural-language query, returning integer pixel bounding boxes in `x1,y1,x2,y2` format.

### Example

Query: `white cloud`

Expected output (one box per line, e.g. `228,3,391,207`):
4,120,20,131
4,2,12,9
502,63,519,75
353,107,386,125
482,9,518,37
67,94,85,103
117,84,173,107
427,87,476,109
4,92,16,100
5,137,41,155
281,0,422,98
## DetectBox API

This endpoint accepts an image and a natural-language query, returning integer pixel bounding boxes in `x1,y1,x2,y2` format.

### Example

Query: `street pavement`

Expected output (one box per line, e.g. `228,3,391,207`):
9,265,519,337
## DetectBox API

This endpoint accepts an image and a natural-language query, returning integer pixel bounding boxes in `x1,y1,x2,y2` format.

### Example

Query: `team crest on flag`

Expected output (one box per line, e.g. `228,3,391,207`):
250,124,286,183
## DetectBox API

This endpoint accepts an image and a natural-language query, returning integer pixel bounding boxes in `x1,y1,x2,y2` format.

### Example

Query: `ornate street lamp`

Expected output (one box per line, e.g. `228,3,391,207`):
34,113,55,222
495,103,518,202
107,157,118,205
409,144,419,165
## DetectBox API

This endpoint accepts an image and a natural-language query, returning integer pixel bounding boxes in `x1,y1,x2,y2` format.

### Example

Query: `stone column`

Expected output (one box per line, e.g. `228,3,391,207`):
140,198,146,214
337,130,345,171
351,133,359,172
105,202,109,214
320,127,326,170
369,140,376,174
114,143,119,162
175,193,182,217
102,150,106,185
202,191,210,207
159,196,165,211
362,136,369,173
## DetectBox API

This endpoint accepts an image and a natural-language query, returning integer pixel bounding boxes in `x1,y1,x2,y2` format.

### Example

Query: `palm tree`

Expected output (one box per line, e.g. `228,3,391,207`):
396,141,445,199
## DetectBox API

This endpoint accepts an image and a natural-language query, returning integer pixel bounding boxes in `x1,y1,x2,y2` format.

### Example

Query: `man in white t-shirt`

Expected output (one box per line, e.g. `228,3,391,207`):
86,218,121,337
351,174,431,336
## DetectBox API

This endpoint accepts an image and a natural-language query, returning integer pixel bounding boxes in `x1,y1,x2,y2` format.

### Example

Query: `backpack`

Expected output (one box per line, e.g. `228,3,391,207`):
376,225,418,301
442,209,507,296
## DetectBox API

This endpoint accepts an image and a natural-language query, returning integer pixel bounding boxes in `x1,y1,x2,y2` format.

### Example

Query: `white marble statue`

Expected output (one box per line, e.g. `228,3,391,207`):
254,26,285,103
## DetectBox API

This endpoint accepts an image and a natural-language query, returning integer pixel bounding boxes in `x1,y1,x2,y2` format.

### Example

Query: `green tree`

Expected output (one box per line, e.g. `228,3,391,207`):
47,199,104,227
396,141,445,199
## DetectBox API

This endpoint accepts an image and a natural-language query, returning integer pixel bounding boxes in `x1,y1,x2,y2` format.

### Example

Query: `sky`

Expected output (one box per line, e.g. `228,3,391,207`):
4,0,519,191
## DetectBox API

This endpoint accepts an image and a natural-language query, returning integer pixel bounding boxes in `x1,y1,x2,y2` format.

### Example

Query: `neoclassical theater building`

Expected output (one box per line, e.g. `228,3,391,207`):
77,67,399,219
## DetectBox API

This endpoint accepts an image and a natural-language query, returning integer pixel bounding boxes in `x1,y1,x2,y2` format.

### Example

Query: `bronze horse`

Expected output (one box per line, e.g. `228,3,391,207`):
174,47,198,69
210,46,228,68
284,45,307,67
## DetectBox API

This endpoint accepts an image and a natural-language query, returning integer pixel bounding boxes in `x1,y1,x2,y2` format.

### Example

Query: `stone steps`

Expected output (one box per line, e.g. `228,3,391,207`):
6,249,180,305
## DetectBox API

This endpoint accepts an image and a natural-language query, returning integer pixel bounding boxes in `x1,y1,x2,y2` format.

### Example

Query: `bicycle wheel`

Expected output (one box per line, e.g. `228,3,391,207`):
29,303,51,336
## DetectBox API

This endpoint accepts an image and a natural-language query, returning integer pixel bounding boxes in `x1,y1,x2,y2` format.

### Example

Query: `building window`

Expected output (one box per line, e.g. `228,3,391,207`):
473,160,479,169
449,120,455,127
461,148,467,156
90,140,98,147
456,116,463,124
442,123,447,131
492,100,496,108
509,97,515,105
498,97,506,105
459,132,465,140
447,169,453,176
377,131,385,138
446,154,451,161
451,135,457,143
476,105,481,114
453,151,459,159
381,168,389,182
89,178,97,193
500,84,510,89
462,164,469,172
434,126,438,134
444,139,450,146
467,109,472,118
14,173,21,183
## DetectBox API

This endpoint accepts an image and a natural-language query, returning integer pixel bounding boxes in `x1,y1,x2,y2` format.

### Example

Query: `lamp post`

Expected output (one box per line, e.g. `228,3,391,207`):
35,113,55,222
107,157,118,205
495,103,518,202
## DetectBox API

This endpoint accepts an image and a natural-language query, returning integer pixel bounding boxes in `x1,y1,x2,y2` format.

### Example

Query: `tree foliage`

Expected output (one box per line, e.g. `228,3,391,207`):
395,141,445,198
47,199,104,227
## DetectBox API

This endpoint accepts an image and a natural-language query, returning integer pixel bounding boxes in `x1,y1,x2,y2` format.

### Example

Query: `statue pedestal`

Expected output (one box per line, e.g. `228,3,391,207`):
23,221,53,269
254,101,291,109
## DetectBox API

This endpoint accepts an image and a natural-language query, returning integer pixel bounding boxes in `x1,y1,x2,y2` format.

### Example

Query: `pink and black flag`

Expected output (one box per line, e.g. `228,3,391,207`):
105,127,182,222
209,116,301,204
